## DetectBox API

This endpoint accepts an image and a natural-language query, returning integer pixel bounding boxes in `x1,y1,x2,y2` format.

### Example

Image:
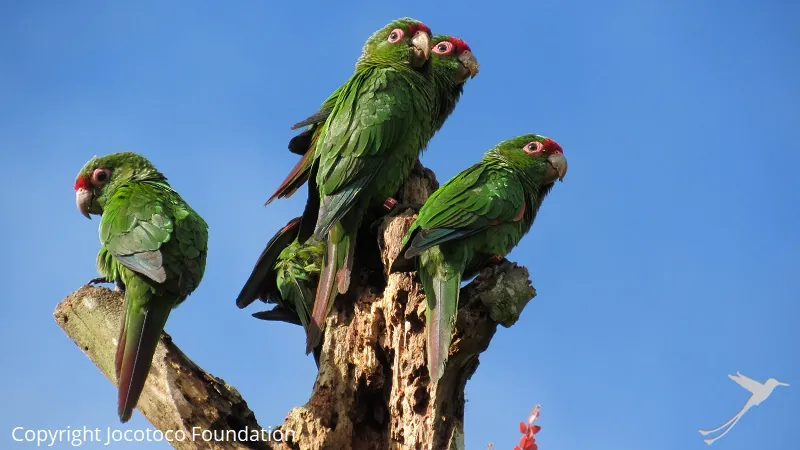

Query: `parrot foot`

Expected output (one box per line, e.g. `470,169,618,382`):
86,277,112,286
485,255,509,268
369,198,423,231
86,277,126,293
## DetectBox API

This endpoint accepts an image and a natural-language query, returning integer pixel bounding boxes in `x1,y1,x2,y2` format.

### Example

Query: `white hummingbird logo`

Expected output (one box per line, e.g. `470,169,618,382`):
698,371,789,445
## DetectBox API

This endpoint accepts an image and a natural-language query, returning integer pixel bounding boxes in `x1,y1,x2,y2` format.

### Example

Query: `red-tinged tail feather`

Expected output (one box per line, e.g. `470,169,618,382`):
117,299,171,423
265,149,315,205
115,315,127,380
306,235,338,354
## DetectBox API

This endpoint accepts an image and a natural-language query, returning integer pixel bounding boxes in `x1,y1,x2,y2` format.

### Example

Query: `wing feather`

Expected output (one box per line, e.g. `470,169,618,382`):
313,68,414,237
100,183,173,284
403,164,524,258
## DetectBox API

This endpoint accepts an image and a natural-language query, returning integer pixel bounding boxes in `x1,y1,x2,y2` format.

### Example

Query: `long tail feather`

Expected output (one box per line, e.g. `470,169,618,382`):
419,264,461,386
306,235,339,354
235,217,301,308
251,307,302,325
114,316,127,380
117,298,171,423
297,171,320,244
287,278,314,330
336,235,355,294
265,150,315,205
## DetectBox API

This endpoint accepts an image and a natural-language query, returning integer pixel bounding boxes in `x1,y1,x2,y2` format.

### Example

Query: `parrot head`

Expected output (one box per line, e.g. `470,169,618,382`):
431,35,479,84
74,152,166,219
497,135,568,184
358,18,432,70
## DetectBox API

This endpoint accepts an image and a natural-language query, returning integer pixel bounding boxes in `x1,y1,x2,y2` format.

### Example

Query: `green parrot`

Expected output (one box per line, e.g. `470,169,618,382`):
74,152,208,422
284,34,478,159
391,135,568,385
266,18,438,354
428,34,479,134
235,217,325,363
267,34,479,240
382,34,480,213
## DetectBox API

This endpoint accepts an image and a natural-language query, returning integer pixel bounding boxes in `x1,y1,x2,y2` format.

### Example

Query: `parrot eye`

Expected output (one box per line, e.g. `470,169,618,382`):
432,41,454,55
523,141,545,155
387,28,404,43
91,168,111,185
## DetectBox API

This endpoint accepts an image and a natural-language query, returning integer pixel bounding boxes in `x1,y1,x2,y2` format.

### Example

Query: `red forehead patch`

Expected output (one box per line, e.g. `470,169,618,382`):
449,37,471,53
74,175,89,191
543,138,563,154
409,22,431,36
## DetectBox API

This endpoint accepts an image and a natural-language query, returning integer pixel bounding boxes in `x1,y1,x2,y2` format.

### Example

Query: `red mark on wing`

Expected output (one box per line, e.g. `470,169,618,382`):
489,202,526,225
409,22,431,36
74,175,89,191
449,37,471,53
513,202,526,222
543,138,563,154
383,197,398,211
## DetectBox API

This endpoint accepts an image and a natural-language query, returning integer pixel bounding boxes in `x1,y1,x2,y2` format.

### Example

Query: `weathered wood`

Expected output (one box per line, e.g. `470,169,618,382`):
278,163,537,449
54,286,289,450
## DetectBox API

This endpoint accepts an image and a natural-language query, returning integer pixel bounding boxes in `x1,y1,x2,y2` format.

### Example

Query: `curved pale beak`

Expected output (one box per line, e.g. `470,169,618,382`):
777,381,790,387
457,50,480,82
409,31,431,69
76,187,93,219
545,153,568,183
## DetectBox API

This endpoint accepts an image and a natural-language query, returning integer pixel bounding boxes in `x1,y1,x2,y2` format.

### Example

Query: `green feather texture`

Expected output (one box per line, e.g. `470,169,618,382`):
299,17,441,355
236,217,323,331
261,21,482,357
74,152,208,423
429,34,479,133
394,134,568,385
235,217,325,363
265,30,479,269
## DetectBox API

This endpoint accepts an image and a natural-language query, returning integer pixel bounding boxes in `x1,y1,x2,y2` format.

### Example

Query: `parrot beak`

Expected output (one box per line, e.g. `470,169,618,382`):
545,153,568,183
456,50,480,83
409,31,431,69
76,187,94,219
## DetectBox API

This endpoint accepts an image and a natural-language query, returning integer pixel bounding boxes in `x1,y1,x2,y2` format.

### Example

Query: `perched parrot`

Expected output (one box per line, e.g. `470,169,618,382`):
265,18,438,354
74,152,208,422
391,135,568,385
267,34,479,244
428,34,479,134
283,34,478,159
235,217,325,363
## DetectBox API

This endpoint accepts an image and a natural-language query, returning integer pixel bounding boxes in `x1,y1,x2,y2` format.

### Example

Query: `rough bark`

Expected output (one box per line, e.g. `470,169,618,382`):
54,286,288,450
54,162,537,449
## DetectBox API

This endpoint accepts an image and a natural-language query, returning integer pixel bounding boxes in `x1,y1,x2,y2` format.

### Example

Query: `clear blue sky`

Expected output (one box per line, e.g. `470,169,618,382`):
1,1,797,449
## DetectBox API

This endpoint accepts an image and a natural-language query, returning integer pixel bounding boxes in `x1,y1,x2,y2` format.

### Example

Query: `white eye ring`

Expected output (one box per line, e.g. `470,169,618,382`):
433,41,454,55
524,141,544,154
387,28,404,43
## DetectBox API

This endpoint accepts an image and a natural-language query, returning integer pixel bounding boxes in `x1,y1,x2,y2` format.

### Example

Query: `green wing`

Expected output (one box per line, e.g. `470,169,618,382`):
99,183,174,284
290,84,344,131
313,67,415,236
403,164,524,258
287,85,344,156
